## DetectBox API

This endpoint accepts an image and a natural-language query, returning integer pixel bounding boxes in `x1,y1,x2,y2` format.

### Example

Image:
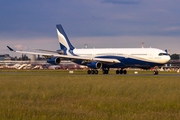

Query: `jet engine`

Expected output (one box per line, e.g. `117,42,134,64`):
47,57,61,65
87,61,102,69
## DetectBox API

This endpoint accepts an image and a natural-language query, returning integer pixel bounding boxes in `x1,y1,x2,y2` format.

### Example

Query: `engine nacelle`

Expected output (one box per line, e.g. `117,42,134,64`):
47,57,61,65
87,61,102,69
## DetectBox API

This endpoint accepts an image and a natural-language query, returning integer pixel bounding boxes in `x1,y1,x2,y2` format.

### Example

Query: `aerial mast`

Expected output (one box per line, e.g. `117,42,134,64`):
141,42,144,48
85,44,88,49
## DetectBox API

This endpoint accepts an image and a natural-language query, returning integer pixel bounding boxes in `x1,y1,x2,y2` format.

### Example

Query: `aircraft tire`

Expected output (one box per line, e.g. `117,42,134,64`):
116,70,119,74
124,70,127,74
87,70,91,74
103,70,109,74
153,71,158,75
120,70,123,74
92,70,95,74
95,70,98,74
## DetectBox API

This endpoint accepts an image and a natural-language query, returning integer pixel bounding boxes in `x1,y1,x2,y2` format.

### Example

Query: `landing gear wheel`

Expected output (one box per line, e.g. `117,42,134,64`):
103,70,109,74
120,70,123,74
116,70,119,74
95,70,98,74
102,68,109,74
124,70,127,74
116,69,127,74
87,70,91,74
91,70,95,74
87,70,99,74
154,71,158,75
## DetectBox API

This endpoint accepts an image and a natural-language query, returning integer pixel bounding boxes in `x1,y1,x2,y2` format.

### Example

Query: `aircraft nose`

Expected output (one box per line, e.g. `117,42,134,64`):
166,56,171,63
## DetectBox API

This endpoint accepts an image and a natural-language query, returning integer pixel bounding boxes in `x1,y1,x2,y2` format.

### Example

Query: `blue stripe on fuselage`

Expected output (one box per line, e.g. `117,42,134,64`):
73,55,163,68
68,50,78,56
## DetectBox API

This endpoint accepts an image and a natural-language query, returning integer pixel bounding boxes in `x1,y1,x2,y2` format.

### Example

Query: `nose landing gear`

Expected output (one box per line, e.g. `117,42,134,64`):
153,66,159,75
154,71,158,75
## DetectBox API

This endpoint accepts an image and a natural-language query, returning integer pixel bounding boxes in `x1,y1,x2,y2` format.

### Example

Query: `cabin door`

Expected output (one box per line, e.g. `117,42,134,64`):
149,51,154,59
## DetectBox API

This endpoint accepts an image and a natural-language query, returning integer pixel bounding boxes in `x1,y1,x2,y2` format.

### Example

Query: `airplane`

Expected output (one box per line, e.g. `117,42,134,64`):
7,24,170,75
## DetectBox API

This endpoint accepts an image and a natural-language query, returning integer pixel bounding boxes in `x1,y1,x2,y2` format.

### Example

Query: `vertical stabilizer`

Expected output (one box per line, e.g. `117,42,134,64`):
56,24,74,50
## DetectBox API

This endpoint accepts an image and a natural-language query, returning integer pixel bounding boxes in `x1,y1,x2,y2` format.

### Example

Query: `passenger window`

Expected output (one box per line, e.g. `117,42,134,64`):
159,53,168,56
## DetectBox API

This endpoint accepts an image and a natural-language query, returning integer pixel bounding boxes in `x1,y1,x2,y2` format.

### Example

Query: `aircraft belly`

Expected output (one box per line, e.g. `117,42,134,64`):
71,56,164,69
102,63,126,68
121,58,163,67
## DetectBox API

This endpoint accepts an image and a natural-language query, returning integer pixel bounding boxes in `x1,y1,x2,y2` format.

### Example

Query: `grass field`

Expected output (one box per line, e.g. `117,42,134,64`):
0,69,179,74
0,71,180,119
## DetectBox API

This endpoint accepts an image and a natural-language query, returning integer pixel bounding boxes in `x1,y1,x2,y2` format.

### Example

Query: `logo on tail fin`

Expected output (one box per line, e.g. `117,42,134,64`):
56,24,74,50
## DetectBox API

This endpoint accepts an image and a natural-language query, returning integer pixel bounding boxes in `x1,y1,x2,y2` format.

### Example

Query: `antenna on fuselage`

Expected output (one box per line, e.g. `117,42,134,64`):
168,49,170,55
85,44,88,49
141,42,144,48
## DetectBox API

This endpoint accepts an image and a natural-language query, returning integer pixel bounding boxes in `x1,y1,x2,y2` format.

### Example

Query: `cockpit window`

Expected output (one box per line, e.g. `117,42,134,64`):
158,53,169,56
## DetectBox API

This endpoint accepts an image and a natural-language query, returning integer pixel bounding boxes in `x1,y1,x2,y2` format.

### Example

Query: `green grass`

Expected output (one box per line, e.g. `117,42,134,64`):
0,74,180,119
0,69,178,74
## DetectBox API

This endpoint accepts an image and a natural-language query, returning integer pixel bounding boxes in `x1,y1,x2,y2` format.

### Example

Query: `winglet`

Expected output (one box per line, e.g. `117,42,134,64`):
7,46,15,51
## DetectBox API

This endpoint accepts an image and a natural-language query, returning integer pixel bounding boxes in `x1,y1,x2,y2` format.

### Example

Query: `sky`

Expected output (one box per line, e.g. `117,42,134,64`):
1,0,180,57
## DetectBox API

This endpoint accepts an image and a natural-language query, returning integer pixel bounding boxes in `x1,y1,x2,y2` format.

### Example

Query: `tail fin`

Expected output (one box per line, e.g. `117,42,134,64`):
165,49,168,53
56,24,74,50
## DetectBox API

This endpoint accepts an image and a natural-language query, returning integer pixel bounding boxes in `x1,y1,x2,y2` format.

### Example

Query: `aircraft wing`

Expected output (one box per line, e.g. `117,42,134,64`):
33,49,64,54
7,46,120,63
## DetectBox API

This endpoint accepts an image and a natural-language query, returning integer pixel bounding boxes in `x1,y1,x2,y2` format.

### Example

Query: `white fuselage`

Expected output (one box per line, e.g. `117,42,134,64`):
72,48,170,64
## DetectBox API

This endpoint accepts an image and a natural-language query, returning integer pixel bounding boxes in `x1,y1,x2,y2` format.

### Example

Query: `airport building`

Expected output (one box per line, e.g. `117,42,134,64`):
0,54,15,61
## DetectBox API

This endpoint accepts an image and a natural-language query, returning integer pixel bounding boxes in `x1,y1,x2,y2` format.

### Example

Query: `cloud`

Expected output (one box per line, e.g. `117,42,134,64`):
14,45,28,50
1,0,180,55
157,9,169,13
163,26,180,32
71,35,180,54
103,0,140,4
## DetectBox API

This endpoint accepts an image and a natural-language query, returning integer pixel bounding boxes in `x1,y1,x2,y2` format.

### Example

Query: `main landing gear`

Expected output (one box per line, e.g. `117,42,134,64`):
116,69,127,74
87,69,98,74
87,68,158,75
87,68,127,75
87,68,109,74
102,68,109,74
